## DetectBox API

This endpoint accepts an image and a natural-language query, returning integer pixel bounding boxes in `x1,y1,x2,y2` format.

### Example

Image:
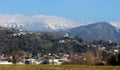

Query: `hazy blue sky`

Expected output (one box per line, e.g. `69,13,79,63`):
0,0,120,23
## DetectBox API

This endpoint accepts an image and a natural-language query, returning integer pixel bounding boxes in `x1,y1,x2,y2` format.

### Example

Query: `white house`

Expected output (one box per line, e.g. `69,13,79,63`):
48,58,69,65
25,59,43,64
0,61,12,64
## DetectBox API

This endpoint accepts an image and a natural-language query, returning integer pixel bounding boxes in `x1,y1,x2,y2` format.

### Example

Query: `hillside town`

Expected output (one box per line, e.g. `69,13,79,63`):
0,28,120,65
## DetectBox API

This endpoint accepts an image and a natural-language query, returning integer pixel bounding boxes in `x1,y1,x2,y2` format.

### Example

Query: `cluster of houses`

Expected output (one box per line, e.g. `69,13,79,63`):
25,58,69,65
0,53,70,65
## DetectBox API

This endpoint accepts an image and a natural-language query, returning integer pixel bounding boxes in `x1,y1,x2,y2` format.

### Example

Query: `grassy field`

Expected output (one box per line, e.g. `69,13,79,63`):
0,65,120,70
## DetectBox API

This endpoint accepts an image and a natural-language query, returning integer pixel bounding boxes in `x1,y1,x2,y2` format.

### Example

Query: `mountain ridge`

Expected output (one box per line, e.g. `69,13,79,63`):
57,22,120,42
0,14,79,32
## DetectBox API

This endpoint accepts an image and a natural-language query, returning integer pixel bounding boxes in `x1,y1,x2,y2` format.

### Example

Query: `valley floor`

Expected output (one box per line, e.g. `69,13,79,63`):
0,65,120,70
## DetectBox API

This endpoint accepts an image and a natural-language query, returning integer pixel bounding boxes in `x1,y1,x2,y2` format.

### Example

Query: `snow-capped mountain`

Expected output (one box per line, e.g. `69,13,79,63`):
0,14,79,32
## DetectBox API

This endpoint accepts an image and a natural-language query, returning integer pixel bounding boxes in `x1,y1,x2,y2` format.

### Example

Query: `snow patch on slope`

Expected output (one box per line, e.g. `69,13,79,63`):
110,22,120,28
110,22,120,33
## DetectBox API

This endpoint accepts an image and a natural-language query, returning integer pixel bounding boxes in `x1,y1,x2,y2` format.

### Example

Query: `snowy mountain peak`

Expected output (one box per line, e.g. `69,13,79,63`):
0,14,79,32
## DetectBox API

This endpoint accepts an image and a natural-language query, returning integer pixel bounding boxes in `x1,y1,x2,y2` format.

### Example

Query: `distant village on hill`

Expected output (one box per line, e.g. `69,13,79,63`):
0,27,120,65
